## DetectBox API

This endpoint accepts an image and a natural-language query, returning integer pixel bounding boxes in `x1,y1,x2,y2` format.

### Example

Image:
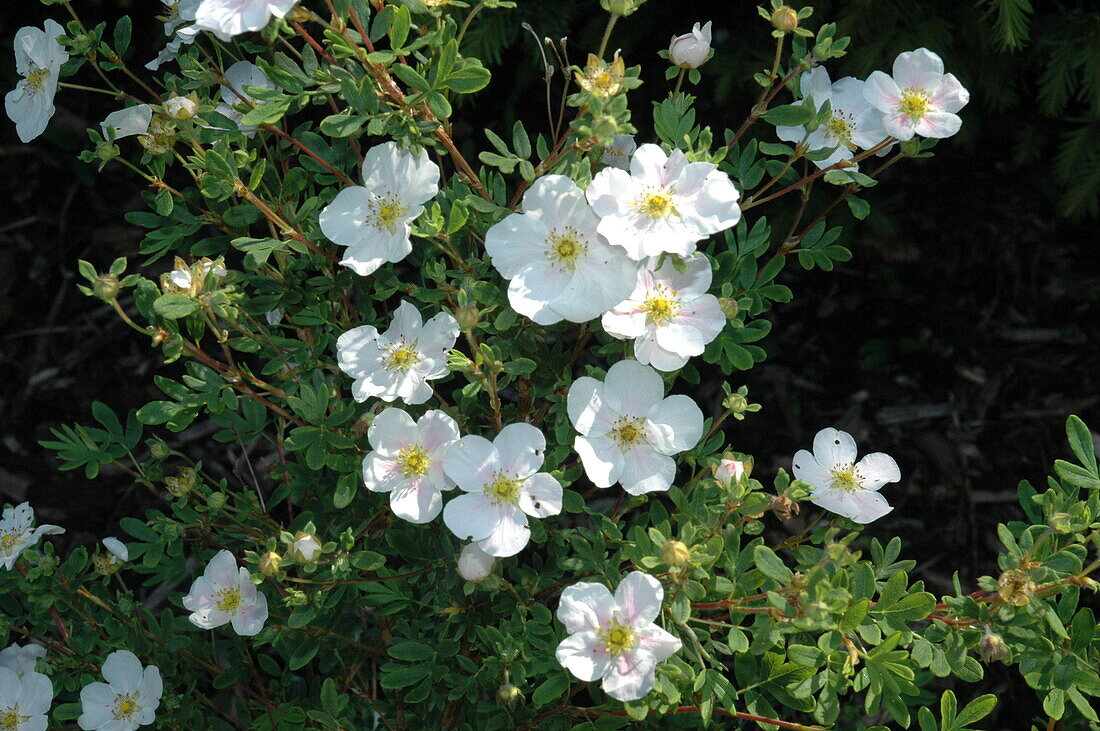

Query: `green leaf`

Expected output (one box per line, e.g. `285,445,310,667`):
531,674,569,707
877,592,936,621
320,112,367,137
953,694,997,728
444,59,491,94
1065,415,1097,473
753,544,793,583
388,5,410,49
764,104,814,126
846,195,870,220
940,690,957,726
388,641,435,661
153,294,199,319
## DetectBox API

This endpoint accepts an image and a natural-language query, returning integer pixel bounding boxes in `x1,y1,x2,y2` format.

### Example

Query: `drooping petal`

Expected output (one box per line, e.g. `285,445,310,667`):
555,632,611,682
812,427,858,469
557,581,616,633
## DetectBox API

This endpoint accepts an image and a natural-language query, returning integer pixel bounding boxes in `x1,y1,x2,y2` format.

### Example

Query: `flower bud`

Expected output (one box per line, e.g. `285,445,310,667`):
457,543,495,582
997,569,1036,607
600,0,643,16
660,539,691,567
291,532,323,563
454,306,480,331
260,551,282,576
164,95,199,120
668,22,713,69
718,297,740,320
93,274,121,302
207,492,227,511
165,466,197,498
979,628,1010,663
149,439,171,461
497,682,523,707
712,457,748,487
723,391,749,414
95,141,120,162
771,6,798,32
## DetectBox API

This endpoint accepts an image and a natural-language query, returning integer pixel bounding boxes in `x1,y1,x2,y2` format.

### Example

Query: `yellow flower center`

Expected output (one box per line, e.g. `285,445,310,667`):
114,695,140,721
829,465,862,492
546,229,586,271
636,190,677,219
368,195,409,234
215,587,243,613
396,445,430,478
598,621,635,655
611,417,647,447
825,114,856,150
25,65,50,93
0,534,18,552
384,344,421,373
898,88,930,121
644,290,679,326
487,474,521,505
1,709,28,730
576,54,625,98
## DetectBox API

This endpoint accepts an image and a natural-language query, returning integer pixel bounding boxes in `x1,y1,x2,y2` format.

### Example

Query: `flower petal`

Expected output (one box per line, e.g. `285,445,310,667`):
618,446,676,495
615,571,664,626
635,624,682,663
792,449,831,490
574,435,624,488
812,427,858,468
494,422,546,477
367,407,418,455
646,395,704,454
555,631,611,682
557,582,616,633
601,649,657,702
477,505,531,557
518,472,562,518
603,360,665,417
856,452,901,491
102,650,142,694
443,436,499,492
442,493,499,542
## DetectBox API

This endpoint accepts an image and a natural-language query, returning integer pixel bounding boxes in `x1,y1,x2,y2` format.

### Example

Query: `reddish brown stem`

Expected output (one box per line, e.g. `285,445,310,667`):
262,124,356,187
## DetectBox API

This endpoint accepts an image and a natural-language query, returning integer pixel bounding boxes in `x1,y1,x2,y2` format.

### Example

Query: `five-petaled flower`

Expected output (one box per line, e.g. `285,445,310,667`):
864,48,969,140
0,502,64,571
555,571,682,701
776,66,887,169
792,427,901,524
182,550,269,636
319,141,440,277
4,19,68,144
337,300,459,405
363,408,461,524
601,254,725,371
568,360,703,495
194,0,299,42
0,665,52,731
77,650,162,731
442,423,563,557
587,143,741,260
484,175,636,325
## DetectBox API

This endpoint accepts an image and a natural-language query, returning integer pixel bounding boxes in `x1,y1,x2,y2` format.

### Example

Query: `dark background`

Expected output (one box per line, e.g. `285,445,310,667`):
1,1,1097,727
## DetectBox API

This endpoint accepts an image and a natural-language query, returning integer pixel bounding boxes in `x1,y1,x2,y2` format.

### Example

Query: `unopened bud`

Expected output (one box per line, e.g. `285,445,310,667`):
1049,512,1073,533
718,297,740,320
95,141,120,162
454,306,480,331
291,532,323,563
668,22,712,69
457,543,495,582
979,628,1010,663
724,392,749,413
165,466,197,497
771,6,798,32
260,551,282,576
93,274,121,301
149,439,171,461
660,540,690,567
600,0,643,16
713,457,749,487
207,492,227,511
997,569,1036,607
164,95,199,120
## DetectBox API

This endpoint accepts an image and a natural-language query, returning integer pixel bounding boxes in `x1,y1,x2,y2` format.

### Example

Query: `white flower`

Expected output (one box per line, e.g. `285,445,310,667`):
103,538,128,562
164,96,198,120
600,134,636,170
776,66,887,169
668,21,712,69
147,0,201,71
442,423,563,558
319,142,440,276
484,175,636,325
195,0,299,41
182,550,268,636
555,572,681,702
77,651,161,731
290,533,322,563
601,254,725,371
864,48,969,140
792,427,901,524
214,60,277,137
0,667,52,731
337,300,459,405
363,408,460,523
586,143,740,260
0,503,64,571
456,543,495,582
94,537,129,575
0,644,46,678
4,20,68,144
568,360,703,496
101,105,153,140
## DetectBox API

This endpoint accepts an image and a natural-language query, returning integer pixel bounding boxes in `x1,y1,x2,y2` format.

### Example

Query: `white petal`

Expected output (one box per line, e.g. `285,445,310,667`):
477,505,530,557
603,360,665,417
615,571,664,626
443,436,499,492
442,493,499,542
618,447,677,495
494,422,546,477
367,407,418,455
518,472,562,518
601,650,657,702
102,650,142,694
892,48,944,92
863,70,901,114
231,592,268,636
567,377,614,438
139,665,163,706
204,550,240,589
574,435,623,488
555,632,611,682
100,104,152,139
792,449,831,490
646,395,704,454
78,682,116,730
417,410,460,454
914,111,962,139
856,452,901,491
557,582,616,633
812,427,858,469
848,491,894,524
635,624,682,663
389,480,443,523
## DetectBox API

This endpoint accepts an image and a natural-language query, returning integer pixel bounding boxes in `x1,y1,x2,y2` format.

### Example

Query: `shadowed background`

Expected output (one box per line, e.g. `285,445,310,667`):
1,1,1097,727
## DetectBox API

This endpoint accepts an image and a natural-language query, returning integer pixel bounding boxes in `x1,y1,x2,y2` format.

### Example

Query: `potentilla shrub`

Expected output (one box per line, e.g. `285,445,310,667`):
3,0,1098,729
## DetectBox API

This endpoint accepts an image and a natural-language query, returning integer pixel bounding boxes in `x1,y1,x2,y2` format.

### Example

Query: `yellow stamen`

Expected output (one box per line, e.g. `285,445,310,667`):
643,291,679,326
396,445,430,478
2,709,29,730
597,621,635,655
215,587,242,613
546,229,586,270
0,534,18,552
487,474,521,505
114,695,140,720
829,465,862,492
611,418,647,447
384,344,421,373
898,88,930,121
825,114,856,150
636,190,677,219
367,195,409,234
